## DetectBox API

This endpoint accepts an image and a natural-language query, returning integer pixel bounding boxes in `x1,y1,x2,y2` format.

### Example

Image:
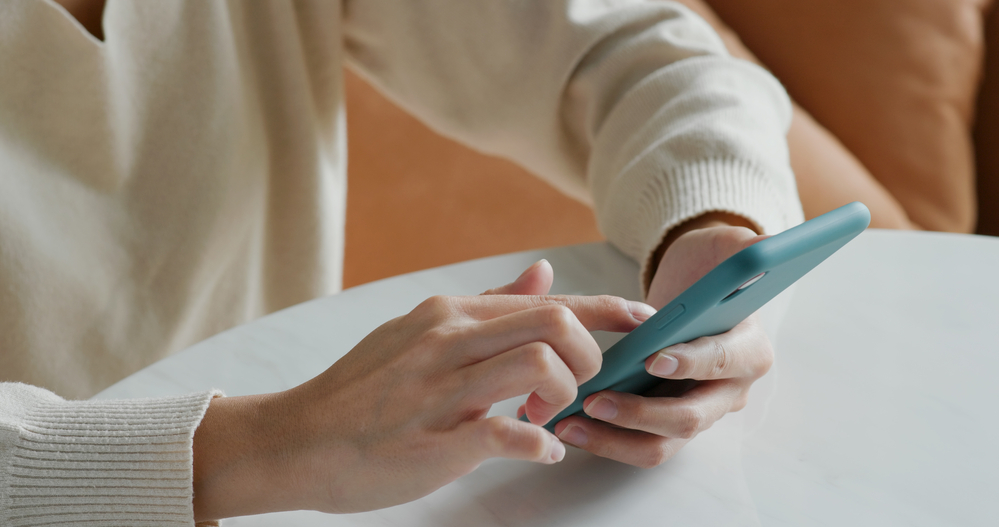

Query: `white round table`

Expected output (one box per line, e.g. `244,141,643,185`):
96,231,999,526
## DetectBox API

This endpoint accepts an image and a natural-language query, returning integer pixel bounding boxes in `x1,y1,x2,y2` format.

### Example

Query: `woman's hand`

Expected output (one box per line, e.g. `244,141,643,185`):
191,263,656,520
552,224,776,468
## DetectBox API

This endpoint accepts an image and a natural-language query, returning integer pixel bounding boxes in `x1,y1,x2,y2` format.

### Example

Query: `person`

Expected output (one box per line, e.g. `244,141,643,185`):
0,0,802,523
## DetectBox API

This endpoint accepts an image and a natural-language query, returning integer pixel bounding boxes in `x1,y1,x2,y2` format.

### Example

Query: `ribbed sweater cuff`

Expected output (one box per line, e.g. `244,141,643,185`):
600,157,803,294
1,390,220,527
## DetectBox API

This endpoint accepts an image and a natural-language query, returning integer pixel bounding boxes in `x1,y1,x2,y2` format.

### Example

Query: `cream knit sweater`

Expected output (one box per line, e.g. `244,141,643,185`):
0,0,802,524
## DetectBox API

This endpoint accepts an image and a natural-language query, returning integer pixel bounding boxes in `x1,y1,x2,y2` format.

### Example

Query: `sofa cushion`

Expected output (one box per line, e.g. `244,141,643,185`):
703,0,991,232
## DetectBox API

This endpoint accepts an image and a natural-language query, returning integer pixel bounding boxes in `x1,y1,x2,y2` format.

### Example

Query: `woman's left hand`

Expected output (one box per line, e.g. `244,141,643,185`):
549,224,775,468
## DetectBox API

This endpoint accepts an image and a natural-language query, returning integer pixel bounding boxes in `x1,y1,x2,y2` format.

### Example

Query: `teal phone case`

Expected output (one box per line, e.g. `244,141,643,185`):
525,202,871,432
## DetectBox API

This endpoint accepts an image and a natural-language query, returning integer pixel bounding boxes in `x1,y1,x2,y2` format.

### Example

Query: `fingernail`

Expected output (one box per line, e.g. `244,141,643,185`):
584,396,617,421
629,301,657,322
558,424,588,446
550,435,566,462
649,353,679,376
527,259,548,273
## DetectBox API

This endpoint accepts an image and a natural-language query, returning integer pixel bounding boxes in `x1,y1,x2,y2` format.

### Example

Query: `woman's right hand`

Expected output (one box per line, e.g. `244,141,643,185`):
191,262,656,520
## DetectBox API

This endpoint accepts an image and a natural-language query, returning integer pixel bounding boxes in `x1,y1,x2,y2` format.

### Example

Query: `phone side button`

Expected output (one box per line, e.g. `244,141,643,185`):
655,304,685,330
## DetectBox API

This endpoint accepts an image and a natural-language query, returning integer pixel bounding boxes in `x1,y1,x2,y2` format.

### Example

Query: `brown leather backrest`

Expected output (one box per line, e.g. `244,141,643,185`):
975,4,999,235
706,0,989,233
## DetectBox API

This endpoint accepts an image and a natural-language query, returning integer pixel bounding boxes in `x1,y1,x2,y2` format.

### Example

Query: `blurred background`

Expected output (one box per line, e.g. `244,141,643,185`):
344,0,999,288
343,69,603,288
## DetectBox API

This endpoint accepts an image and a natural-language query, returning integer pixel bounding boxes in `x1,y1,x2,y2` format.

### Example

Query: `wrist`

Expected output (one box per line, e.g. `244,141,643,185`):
193,393,294,521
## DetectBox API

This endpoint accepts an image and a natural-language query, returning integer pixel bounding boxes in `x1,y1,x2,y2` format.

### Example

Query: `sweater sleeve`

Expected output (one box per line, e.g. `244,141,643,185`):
343,0,804,278
0,383,220,526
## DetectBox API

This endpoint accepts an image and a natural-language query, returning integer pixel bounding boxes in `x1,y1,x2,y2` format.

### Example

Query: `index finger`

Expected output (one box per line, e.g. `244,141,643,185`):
456,294,656,333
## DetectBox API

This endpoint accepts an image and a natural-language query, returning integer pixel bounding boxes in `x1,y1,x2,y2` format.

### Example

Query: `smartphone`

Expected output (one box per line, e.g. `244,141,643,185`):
526,201,871,432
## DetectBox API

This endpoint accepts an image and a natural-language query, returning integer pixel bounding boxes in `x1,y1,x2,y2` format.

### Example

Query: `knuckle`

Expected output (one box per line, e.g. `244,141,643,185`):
480,417,514,453
639,441,676,469
414,381,449,414
420,324,451,345
414,295,455,321
635,458,658,470
540,304,576,335
625,398,658,431
523,342,556,377
731,393,750,412
709,340,729,379
673,406,705,439
538,305,601,382
421,295,449,311
549,381,578,407
751,340,775,378
413,323,458,356
482,418,546,460
522,343,576,406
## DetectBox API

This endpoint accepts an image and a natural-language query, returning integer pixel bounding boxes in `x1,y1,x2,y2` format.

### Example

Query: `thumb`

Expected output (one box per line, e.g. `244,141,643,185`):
482,259,554,296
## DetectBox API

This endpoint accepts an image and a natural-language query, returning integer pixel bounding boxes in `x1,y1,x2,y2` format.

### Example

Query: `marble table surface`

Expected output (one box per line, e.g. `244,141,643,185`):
96,230,999,526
